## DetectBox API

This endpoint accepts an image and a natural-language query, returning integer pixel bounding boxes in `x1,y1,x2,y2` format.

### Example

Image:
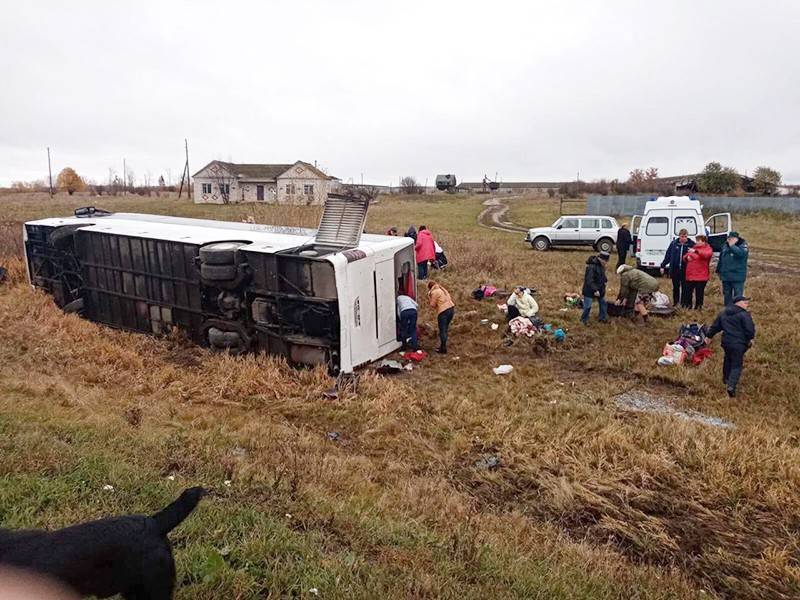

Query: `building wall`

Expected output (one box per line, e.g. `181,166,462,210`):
193,161,332,205
238,182,278,203
193,176,242,204
277,163,331,205
193,163,242,204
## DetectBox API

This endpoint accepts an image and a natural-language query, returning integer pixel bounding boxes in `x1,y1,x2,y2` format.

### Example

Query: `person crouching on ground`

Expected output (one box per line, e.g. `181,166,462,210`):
615,264,659,323
396,294,419,350
581,251,609,324
705,295,755,398
506,286,539,322
415,225,435,280
427,280,455,354
683,234,712,310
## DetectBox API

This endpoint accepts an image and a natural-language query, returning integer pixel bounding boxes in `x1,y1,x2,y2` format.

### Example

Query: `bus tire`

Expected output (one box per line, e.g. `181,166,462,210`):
49,225,83,250
200,263,238,281
200,242,247,265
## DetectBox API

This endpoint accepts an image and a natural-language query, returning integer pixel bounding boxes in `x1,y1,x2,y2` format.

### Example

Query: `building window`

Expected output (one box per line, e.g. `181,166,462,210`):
286,183,295,195
304,184,314,195
201,183,212,194
218,183,230,195
256,184,264,201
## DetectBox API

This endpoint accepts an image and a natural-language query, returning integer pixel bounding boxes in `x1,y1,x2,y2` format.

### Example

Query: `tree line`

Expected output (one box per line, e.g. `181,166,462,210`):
9,167,178,196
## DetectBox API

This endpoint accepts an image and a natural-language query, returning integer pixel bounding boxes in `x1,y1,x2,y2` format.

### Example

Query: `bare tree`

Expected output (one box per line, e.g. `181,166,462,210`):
400,176,423,195
206,161,237,203
125,167,136,193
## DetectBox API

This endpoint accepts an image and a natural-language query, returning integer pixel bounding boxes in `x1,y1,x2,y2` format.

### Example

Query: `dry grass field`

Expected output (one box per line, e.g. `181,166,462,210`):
1,191,799,599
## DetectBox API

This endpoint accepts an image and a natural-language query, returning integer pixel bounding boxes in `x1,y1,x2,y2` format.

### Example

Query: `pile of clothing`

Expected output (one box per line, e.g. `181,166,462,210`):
658,322,712,366
647,291,675,316
509,316,544,337
472,284,500,300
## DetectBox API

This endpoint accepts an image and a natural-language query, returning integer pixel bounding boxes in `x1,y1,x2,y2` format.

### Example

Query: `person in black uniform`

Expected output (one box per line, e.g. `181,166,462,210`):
705,295,755,398
616,223,632,270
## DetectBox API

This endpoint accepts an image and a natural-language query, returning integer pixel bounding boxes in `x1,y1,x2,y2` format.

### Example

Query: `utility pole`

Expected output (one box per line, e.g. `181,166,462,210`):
47,147,53,199
123,158,127,196
185,139,191,200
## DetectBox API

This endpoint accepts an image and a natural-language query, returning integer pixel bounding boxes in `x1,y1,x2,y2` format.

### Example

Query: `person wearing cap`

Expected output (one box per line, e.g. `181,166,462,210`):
385,226,398,236
717,231,749,305
581,251,609,324
705,295,755,397
616,223,632,270
427,280,455,354
660,228,695,308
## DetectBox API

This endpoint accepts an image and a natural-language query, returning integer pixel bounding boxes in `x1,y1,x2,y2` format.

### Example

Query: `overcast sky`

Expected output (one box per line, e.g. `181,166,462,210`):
1,0,798,187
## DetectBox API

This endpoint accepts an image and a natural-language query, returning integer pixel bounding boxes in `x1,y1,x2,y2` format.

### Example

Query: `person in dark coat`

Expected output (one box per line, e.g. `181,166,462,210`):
616,223,632,269
581,251,609,324
405,226,417,242
660,229,695,308
716,231,749,305
705,295,755,398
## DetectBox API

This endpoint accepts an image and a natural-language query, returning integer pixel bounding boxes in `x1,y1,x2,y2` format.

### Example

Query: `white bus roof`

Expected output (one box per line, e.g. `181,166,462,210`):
26,212,411,255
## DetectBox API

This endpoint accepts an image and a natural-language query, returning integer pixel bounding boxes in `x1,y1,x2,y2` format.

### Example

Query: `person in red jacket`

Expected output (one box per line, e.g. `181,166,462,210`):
683,234,713,310
414,225,436,280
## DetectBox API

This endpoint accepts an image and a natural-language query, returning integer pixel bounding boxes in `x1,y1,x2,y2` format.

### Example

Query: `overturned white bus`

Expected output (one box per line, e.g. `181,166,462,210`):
23,197,416,374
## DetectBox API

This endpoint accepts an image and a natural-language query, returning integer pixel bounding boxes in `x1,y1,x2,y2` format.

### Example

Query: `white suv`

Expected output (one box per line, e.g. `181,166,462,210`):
525,215,619,252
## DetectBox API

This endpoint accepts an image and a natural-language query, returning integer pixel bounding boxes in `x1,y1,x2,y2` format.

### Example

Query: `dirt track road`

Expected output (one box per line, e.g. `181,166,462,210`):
477,197,528,233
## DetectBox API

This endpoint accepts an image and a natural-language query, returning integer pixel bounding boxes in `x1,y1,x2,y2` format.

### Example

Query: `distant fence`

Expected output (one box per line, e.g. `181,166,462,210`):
587,195,800,216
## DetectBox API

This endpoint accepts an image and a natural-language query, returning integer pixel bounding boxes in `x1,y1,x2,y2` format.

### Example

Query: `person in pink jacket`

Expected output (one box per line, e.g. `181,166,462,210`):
683,234,713,310
414,226,436,280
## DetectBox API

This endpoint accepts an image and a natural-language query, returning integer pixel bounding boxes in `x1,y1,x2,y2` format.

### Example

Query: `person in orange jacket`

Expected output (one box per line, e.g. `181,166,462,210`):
414,226,436,280
427,280,455,354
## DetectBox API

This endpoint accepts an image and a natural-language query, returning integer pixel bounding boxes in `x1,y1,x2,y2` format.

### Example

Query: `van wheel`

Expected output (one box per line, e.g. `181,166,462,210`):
596,238,614,253
532,236,550,251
